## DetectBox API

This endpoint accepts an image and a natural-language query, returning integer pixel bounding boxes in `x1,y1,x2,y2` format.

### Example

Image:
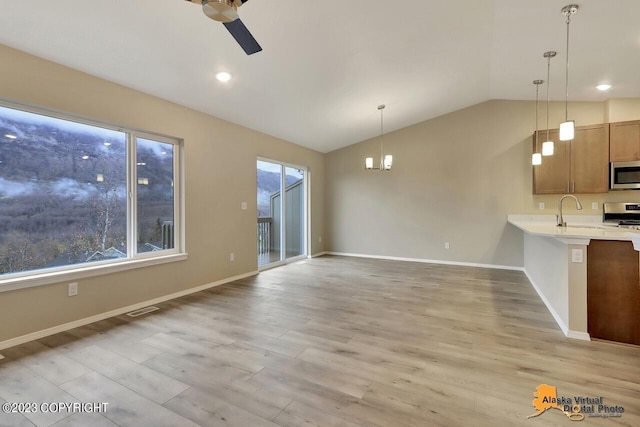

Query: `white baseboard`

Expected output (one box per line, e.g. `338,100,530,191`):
0,270,259,351
566,330,591,341
325,252,524,271
523,269,590,341
310,251,328,258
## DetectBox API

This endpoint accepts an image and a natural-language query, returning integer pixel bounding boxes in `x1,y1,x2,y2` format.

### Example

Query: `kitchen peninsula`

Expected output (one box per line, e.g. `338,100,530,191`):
508,214,640,344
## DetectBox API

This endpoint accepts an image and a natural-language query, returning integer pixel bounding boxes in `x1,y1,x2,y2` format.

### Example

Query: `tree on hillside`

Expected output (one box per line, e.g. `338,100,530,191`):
91,178,126,252
0,231,46,273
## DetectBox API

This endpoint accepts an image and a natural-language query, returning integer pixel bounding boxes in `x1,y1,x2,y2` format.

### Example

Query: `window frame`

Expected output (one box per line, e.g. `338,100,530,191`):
0,99,186,293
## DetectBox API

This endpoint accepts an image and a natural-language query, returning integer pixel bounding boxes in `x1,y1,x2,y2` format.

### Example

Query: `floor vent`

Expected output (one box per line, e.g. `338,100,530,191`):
126,306,159,318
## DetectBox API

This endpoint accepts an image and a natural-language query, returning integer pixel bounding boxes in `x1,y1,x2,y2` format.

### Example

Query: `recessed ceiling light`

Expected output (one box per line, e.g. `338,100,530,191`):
216,72,232,82
596,84,612,91
4,134,17,139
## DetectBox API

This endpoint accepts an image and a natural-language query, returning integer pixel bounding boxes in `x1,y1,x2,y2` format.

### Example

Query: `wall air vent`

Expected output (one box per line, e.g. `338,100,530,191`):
126,306,159,318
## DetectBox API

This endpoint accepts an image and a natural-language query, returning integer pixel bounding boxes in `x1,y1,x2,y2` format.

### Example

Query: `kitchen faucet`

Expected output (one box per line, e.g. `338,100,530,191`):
557,194,583,227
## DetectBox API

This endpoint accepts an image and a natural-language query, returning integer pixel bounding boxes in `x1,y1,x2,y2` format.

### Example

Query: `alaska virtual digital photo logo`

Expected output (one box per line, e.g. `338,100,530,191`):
527,384,624,421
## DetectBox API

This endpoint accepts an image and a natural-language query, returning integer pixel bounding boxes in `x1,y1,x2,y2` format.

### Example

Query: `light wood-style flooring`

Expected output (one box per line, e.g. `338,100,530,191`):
0,255,638,426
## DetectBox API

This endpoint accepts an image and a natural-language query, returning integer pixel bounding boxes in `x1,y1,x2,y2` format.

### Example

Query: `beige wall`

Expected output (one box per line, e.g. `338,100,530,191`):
605,98,640,122
325,99,640,267
0,44,325,342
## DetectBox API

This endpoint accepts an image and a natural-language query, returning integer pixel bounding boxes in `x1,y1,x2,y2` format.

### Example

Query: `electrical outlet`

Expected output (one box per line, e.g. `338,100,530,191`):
230,253,235,262
68,282,78,297
241,202,247,210
592,202,599,210
539,203,545,210
445,242,450,249
571,249,583,263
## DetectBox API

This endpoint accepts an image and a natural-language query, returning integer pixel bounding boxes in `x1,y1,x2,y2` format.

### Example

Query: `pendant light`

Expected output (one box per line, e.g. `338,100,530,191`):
365,105,392,171
559,5,578,141
532,79,544,166
542,51,557,156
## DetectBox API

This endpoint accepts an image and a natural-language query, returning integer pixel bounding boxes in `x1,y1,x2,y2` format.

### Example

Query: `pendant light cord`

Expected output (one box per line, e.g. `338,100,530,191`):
535,83,540,145
379,106,384,169
565,13,571,121
546,55,551,142
380,107,383,162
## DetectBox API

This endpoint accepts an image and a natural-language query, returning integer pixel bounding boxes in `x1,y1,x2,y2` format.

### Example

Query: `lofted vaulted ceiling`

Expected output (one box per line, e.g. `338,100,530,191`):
0,0,639,152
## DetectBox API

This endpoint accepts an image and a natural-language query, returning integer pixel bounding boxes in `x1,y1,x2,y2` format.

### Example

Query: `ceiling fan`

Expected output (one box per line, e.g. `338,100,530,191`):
185,0,262,55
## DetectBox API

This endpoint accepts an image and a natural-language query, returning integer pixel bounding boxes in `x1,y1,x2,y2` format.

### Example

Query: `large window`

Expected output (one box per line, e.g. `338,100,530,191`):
0,102,182,283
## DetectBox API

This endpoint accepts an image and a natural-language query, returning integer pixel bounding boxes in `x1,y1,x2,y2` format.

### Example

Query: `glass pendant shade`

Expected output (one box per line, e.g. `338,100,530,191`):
365,157,374,169
532,153,542,166
542,140,554,156
383,155,393,170
559,120,575,141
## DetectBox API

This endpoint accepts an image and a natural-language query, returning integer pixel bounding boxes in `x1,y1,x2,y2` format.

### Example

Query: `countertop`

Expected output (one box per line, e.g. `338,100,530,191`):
507,214,640,245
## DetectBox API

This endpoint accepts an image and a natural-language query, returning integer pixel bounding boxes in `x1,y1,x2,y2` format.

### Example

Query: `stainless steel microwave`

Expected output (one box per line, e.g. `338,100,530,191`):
611,161,640,190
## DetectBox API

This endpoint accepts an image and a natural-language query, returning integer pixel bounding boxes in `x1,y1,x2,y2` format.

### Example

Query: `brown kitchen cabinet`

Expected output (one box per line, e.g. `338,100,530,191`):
533,123,609,194
587,240,640,345
532,129,570,194
610,120,640,162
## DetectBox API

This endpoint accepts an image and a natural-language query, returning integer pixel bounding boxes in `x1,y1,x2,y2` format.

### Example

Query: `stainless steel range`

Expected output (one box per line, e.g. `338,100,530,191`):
603,202,640,229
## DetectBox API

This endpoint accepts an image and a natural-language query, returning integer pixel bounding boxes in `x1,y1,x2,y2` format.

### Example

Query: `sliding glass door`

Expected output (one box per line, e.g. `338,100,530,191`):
257,160,282,266
257,160,306,268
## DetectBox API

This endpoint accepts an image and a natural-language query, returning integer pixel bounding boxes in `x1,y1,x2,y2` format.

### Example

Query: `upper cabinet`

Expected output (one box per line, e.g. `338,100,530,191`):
610,120,640,162
533,129,570,194
533,124,609,194
571,124,610,194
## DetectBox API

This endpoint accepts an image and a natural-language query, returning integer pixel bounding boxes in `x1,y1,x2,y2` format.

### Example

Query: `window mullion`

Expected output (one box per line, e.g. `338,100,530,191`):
280,165,286,262
128,133,138,258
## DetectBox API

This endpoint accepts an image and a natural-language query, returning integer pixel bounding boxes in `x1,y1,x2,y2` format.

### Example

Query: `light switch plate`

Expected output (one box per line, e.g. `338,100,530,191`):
592,202,598,210
571,249,583,263
241,202,247,210
539,203,545,210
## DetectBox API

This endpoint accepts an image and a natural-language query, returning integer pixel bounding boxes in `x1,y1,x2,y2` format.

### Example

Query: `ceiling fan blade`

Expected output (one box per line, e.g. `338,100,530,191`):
223,18,262,55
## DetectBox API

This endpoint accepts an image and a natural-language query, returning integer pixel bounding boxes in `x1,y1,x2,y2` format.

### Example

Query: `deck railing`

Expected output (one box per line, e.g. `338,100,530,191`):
257,217,272,255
